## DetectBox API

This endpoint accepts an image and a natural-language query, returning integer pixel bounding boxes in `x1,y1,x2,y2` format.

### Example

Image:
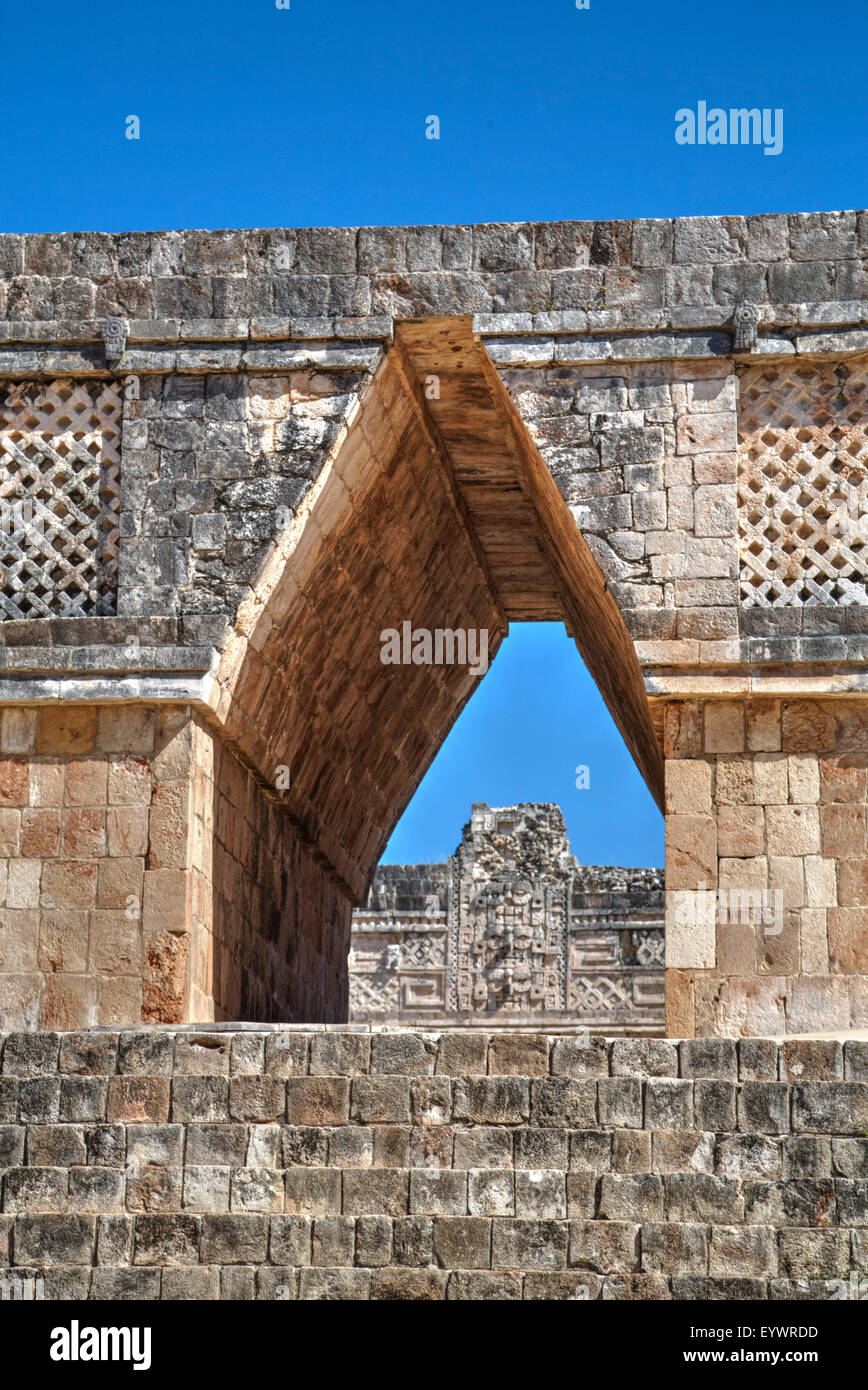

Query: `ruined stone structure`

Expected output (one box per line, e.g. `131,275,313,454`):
1,212,868,1038
349,803,664,1032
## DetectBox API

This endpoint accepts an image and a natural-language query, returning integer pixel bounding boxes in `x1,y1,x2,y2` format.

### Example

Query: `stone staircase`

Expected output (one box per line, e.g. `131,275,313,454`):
0,1028,866,1300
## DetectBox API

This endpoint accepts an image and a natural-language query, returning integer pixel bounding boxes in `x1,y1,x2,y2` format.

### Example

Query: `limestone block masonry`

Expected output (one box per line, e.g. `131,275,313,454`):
0,1029,865,1300
4,212,868,1034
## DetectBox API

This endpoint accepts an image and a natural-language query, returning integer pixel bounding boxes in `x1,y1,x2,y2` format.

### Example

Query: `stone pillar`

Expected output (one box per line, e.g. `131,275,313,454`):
664,697,868,1037
0,702,352,1030
0,703,196,1030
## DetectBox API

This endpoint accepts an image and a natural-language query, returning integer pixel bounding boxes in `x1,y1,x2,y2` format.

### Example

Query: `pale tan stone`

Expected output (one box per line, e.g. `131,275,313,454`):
781,700,837,753
820,803,866,858
0,971,41,1029
769,856,805,911
716,920,756,975
29,763,64,808
61,807,106,858
717,805,764,857
107,807,149,857
665,815,718,889
800,909,829,976
192,723,215,781
97,857,145,911
665,968,694,1037
153,708,194,781
0,908,39,971
6,859,41,909
714,755,754,806
0,708,38,754
40,860,98,909
665,889,716,968
787,755,819,805
676,411,737,454
96,706,156,755
753,753,788,806
710,975,788,1036
64,758,108,807
37,911,88,975
90,911,142,975
818,754,868,804
142,868,191,934
832,704,868,753
147,780,191,870
765,804,821,856
0,808,21,855
787,975,850,1032
704,703,744,753
98,975,143,1027
663,702,703,759
850,977,868,1029
804,855,837,909
664,759,712,815
719,856,768,893
39,974,94,1030
107,756,153,806
828,908,868,973
746,699,781,753
756,908,799,975
835,859,868,907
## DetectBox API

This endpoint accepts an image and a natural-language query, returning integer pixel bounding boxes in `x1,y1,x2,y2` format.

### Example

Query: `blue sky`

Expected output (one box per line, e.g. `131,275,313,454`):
5,0,864,233
382,624,663,867
6,0,866,866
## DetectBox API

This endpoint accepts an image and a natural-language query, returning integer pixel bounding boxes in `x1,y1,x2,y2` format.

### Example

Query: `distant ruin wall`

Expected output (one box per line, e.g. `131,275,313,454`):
350,804,664,1033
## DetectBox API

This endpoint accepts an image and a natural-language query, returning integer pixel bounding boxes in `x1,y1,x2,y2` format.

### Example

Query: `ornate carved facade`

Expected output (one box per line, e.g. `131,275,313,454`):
350,803,664,1033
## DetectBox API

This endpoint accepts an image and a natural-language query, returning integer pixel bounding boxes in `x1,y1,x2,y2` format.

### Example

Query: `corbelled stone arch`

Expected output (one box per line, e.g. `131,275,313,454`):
197,317,663,1021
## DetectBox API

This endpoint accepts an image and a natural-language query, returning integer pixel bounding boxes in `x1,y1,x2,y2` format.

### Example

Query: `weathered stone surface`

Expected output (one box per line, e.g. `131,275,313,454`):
3,215,868,1041
5,1027,864,1299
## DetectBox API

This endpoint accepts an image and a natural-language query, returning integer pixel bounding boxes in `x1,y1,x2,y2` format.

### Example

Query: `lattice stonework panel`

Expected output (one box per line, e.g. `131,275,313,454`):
0,380,122,618
738,361,868,606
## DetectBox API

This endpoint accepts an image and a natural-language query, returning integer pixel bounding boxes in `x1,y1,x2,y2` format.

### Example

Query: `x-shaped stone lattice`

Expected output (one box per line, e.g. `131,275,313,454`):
568,973,632,1011
0,380,122,618
349,971,398,1015
738,361,868,606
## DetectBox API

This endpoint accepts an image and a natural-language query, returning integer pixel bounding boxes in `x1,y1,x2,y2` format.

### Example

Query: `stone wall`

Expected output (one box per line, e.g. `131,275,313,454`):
0,1027,865,1300
4,214,868,1031
0,704,193,1030
191,724,350,1025
0,704,350,1031
664,698,868,1036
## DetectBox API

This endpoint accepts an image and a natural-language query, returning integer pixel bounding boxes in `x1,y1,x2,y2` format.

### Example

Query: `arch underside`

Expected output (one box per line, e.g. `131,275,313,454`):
219,317,663,913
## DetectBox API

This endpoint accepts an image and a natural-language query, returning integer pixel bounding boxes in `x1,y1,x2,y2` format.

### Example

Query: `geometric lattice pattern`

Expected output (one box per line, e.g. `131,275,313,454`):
568,973,632,1012
348,971,398,1017
401,932,447,968
738,361,868,606
0,380,122,619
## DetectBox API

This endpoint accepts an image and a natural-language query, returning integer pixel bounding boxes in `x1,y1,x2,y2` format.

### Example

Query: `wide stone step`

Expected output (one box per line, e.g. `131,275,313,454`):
0,1030,866,1299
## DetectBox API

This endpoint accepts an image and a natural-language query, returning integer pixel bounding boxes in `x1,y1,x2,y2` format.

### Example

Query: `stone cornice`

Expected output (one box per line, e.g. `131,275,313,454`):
1,301,867,375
